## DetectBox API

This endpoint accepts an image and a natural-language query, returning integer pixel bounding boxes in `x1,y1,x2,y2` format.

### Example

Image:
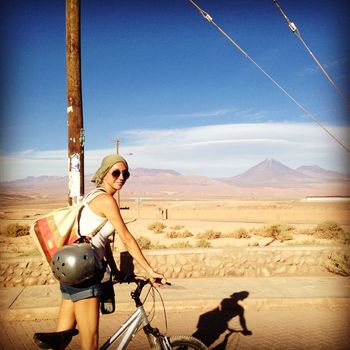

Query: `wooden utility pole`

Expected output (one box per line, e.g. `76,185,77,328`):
66,0,84,205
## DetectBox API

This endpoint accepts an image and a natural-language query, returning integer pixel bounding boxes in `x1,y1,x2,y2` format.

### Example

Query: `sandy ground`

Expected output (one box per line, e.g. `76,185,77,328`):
0,196,349,259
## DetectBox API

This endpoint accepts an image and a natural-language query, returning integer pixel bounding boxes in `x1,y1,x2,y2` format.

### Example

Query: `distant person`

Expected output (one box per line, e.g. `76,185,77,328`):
54,154,165,350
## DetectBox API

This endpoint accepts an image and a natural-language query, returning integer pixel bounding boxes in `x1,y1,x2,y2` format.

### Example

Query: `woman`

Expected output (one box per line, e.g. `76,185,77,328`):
56,154,165,350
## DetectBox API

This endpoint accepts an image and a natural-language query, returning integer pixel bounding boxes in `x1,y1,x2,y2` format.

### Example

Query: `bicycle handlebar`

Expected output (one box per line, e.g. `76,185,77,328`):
112,274,170,306
114,273,170,286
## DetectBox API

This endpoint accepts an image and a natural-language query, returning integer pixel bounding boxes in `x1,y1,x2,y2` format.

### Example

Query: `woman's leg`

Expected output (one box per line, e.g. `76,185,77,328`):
56,298,77,331
74,296,100,350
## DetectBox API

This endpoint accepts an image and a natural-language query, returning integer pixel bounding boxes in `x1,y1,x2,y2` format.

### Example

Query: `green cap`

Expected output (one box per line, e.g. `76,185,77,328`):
91,154,128,186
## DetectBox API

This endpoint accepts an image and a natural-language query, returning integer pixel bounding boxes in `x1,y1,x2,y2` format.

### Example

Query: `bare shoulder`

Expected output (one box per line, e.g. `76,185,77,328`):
94,192,116,205
89,192,118,214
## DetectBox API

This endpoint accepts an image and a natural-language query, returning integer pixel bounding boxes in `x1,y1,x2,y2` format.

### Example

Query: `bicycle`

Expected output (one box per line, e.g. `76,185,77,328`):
34,276,208,350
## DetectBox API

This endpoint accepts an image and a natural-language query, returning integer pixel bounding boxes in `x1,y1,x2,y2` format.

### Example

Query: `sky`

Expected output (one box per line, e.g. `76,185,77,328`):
1,0,349,182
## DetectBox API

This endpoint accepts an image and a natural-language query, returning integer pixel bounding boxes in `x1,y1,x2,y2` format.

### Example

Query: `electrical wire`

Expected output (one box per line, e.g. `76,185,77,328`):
133,285,155,336
187,0,350,153
143,285,156,323
141,284,169,335
153,285,169,334
273,0,350,110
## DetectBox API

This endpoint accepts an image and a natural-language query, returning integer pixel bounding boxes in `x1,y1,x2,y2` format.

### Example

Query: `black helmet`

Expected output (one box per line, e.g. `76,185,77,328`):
51,243,96,285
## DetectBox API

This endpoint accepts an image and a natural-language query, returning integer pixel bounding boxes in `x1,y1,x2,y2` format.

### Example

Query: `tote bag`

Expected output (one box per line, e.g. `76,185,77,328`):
30,188,107,263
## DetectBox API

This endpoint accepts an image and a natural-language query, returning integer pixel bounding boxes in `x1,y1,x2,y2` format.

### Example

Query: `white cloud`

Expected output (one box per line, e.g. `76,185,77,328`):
121,122,350,176
1,122,349,181
160,108,238,119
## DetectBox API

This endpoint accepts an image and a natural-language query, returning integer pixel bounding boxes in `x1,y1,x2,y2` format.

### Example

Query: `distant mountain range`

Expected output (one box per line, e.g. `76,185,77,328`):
218,159,349,188
1,159,349,199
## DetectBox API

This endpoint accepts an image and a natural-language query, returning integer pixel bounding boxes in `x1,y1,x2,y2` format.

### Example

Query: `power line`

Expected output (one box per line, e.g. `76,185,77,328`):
273,0,350,111
187,0,350,154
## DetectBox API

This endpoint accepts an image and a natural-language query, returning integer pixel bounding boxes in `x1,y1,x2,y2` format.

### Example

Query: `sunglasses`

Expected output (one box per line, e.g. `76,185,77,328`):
111,169,130,179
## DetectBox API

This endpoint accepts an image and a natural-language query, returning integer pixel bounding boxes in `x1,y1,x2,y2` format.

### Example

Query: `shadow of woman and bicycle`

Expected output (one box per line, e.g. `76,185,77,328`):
192,291,253,350
118,252,252,349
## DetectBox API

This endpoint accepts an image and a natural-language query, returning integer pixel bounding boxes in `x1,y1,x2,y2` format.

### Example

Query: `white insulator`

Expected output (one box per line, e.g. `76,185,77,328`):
204,14,213,23
289,22,298,32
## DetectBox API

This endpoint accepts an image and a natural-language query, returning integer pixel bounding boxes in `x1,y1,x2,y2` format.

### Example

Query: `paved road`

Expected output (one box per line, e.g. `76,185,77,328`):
1,304,349,350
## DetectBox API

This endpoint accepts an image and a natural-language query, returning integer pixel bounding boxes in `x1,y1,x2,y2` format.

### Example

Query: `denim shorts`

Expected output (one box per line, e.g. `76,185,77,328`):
60,271,104,302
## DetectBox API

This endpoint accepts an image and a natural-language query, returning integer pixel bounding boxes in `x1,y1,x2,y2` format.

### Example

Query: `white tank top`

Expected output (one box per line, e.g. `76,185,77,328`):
79,190,115,269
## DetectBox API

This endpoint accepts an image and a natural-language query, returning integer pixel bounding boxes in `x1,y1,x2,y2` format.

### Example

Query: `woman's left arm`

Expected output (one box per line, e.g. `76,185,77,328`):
96,194,165,281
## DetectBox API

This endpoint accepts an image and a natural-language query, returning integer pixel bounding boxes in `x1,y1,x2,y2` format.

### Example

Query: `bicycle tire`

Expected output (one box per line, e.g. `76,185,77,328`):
168,335,208,350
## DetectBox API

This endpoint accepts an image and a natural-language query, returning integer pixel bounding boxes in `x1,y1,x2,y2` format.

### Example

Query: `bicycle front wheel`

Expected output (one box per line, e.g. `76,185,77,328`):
168,335,207,350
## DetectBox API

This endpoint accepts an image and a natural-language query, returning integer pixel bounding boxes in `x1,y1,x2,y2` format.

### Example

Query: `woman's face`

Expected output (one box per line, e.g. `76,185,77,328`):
104,162,130,191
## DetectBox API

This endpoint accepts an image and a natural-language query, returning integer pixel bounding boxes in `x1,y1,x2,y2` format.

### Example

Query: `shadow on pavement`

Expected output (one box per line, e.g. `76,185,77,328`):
192,291,252,349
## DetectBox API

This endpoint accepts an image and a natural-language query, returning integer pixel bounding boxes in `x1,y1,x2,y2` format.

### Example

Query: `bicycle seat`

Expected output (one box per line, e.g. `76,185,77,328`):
33,329,79,350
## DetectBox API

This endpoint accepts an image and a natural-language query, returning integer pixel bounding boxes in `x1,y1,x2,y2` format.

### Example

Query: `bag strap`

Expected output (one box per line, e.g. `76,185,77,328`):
89,218,108,238
83,187,107,204
79,187,109,238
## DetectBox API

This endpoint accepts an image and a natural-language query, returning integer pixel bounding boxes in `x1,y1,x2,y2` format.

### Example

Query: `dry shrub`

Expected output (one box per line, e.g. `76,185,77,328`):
196,239,212,248
151,242,167,249
299,228,313,235
225,228,251,239
170,225,185,230
169,241,192,248
136,236,151,249
4,223,30,237
285,239,325,246
312,221,345,240
148,222,167,234
248,228,259,236
197,230,222,240
302,221,349,244
344,232,350,245
166,230,193,239
255,223,294,243
324,252,350,276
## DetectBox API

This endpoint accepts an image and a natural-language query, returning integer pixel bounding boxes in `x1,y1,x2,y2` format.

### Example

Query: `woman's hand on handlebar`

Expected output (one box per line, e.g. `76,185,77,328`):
149,270,167,288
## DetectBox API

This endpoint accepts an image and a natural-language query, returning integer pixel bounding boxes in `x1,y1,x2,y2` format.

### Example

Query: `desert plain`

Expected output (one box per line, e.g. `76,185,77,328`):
1,193,349,260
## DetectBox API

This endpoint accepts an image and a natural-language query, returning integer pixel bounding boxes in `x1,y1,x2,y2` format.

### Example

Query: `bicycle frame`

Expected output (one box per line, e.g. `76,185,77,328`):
99,305,150,350
34,277,206,350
